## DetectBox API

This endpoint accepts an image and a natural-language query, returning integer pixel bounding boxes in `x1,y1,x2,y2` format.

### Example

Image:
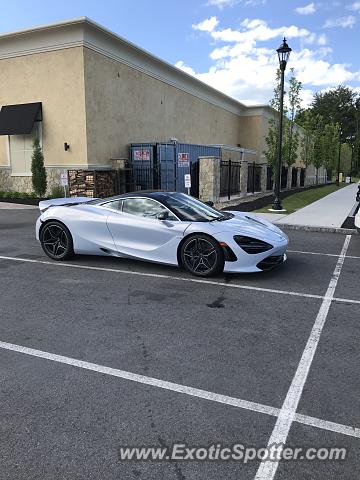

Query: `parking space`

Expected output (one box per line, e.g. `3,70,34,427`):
0,350,276,480
296,302,360,427
276,423,360,480
334,257,360,302
0,207,359,479
0,258,323,408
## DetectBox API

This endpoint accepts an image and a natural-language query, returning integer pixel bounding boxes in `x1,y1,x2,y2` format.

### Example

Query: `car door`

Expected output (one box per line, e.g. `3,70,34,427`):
106,197,189,264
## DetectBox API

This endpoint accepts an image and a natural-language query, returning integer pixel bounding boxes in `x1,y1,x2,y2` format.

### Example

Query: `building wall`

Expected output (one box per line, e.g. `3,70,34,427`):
83,48,242,165
0,47,87,192
238,114,268,164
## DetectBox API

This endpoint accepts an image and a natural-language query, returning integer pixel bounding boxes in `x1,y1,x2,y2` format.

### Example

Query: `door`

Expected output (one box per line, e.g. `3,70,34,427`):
106,197,188,264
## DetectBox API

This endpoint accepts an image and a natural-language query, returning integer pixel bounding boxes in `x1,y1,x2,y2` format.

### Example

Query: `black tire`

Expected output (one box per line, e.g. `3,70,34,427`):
180,234,224,277
40,221,74,261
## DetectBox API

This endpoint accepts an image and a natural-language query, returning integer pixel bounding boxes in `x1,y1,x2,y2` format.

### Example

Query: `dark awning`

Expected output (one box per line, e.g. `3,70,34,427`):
0,102,42,135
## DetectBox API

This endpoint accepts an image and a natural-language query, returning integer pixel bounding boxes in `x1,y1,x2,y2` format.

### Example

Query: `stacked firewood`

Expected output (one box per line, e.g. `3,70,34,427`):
68,170,116,198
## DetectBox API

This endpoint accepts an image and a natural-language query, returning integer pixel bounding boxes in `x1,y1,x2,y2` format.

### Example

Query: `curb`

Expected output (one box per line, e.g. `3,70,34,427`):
277,224,358,235
0,198,42,205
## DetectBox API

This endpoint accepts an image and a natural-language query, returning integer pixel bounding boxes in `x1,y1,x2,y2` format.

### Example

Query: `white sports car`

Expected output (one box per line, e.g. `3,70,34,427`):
36,191,288,277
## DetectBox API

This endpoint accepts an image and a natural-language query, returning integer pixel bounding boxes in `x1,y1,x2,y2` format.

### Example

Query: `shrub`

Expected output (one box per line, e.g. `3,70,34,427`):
0,190,38,199
31,138,47,197
49,185,65,199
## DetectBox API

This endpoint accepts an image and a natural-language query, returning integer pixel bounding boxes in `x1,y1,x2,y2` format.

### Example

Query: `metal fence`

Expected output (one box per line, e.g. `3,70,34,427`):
281,167,288,189
300,168,305,187
266,166,273,191
220,160,241,200
247,163,263,193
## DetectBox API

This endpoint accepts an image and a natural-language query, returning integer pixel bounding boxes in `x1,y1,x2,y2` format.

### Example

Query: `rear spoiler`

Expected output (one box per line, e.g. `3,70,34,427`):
39,197,97,213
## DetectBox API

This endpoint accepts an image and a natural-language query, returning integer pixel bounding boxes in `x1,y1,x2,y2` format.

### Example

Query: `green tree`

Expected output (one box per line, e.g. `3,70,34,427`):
312,115,326,184
299,110,315,168
322,123,340,173
264,69,289,168
311,86,356,139
286,69,301,167
31,138,47,197
340,143,352,175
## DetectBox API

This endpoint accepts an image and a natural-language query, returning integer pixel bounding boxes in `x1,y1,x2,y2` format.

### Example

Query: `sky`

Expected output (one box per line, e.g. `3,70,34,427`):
0,0,359,107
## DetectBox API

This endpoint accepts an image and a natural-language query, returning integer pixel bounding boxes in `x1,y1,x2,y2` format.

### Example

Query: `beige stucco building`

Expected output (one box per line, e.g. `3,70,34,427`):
0,17,323,195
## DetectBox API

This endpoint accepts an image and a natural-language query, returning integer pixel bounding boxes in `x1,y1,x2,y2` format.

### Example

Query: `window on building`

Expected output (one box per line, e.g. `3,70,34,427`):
9,122,42,175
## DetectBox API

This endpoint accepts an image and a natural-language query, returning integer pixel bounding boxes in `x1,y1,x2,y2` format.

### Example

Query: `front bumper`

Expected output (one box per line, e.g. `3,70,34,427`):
256,253,287,271
215,233,288,273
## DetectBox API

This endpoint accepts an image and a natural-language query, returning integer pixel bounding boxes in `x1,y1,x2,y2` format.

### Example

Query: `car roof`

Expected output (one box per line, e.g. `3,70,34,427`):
99,190,181,202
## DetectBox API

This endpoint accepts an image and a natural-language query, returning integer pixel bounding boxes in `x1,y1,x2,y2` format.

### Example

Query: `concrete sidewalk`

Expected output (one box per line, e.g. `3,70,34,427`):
0,202,37,209
255,183,358,231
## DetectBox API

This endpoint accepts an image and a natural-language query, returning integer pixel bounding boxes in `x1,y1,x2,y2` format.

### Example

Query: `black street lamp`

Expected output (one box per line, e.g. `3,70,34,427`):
272,38,292,211
337,129,343,186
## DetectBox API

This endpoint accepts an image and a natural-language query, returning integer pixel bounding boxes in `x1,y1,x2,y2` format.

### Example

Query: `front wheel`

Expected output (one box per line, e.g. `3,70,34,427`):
180,235,224,277
40,221,74,261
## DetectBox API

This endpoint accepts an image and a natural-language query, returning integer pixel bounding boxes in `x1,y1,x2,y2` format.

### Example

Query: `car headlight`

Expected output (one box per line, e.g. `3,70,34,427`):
233,235,273,254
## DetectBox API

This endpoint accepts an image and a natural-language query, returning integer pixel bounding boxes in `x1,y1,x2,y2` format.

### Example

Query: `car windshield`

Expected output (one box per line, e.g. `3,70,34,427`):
165,193,233,222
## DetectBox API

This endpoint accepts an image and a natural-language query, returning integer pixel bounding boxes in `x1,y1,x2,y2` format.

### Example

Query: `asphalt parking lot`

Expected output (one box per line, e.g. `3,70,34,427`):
0,208,359,480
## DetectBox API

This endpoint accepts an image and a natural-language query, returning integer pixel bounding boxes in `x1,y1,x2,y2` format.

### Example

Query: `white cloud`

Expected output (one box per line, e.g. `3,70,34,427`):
324,15,356,28
295,3,316,15
192,16,219,32
317,33,327,45
174,17,360,107
210,18,312,44
347,2,360,11
244,0,266,5
206,0,266,8
206,0,238,8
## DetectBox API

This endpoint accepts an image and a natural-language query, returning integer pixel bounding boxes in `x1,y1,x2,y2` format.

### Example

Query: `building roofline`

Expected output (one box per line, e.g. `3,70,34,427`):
0,17,88,39
0,17,248,116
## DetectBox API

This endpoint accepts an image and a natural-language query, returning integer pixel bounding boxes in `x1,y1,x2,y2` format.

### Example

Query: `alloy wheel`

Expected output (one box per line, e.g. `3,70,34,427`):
182,237,218,274
41,224,70,259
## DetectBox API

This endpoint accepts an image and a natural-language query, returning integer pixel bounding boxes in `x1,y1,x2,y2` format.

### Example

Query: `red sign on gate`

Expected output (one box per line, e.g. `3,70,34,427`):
177,152,189,167
133,149,150,161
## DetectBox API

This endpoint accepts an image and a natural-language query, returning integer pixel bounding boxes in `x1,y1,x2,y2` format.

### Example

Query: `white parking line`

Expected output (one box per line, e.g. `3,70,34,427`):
294,413,360,439
0,339,278,417
288,249,360,260
254,234,352,480
0,339,359,440
1,254,360,306
0,254,324,301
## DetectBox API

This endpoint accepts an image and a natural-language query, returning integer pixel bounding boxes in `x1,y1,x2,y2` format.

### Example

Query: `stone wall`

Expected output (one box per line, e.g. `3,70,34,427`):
199,156,220,203
0,167,65,195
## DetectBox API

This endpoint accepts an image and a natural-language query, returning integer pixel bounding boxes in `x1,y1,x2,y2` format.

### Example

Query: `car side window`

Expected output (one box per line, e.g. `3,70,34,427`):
122,198,177,220
103,200,122,211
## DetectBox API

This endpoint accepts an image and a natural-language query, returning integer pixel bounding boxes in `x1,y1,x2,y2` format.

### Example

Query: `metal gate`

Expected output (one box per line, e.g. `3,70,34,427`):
281,167,288,189
300,168,305,187
266,166,273,191
247,163,262,193
220,160,241,199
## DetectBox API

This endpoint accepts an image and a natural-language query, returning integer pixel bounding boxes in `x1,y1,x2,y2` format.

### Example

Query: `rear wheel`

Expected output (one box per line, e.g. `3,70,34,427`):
180,234,224,277
40,221,74,261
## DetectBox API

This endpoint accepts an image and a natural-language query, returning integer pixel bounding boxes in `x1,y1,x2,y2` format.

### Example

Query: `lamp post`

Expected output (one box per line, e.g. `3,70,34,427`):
337,129,343,186
272,38,292,211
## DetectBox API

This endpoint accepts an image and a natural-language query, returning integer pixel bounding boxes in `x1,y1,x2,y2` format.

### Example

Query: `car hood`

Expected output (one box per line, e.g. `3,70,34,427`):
212,211,288,243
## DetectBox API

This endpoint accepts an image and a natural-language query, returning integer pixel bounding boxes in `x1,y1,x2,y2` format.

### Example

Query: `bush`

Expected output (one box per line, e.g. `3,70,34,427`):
31,138,47,197
49,185,65,199
0,190,38,199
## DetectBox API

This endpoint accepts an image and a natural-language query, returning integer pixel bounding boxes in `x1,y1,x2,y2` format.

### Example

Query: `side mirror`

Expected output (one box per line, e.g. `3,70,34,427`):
157,211,169,221
205,200,214,207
